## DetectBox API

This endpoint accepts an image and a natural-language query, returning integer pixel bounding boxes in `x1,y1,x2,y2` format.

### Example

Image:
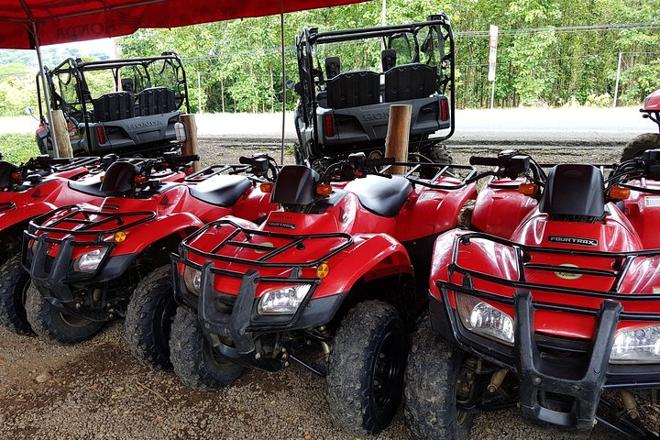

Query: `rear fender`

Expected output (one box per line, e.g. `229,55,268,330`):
312,233,412,299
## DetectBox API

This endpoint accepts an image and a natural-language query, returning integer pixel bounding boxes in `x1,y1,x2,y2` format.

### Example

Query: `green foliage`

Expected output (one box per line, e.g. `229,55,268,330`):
0,133,39,164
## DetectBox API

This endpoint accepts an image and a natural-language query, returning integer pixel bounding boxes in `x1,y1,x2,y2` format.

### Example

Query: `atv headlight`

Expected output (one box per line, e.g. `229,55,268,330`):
610,325,660,364
183,266,202,296
258,285,312,315
456,294,514,345
73,248,107,272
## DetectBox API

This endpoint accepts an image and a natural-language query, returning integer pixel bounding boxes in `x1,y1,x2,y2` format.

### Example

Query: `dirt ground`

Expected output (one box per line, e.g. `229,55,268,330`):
0,141,626,440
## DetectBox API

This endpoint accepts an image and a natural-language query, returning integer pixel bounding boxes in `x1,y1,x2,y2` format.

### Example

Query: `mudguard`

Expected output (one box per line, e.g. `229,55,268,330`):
471,178,538,239
310,233,413,299
623,183,660,249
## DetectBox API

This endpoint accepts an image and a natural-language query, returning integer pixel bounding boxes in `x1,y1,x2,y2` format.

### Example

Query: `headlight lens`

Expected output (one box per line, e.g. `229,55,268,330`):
183,266,202,295
258,284,312,315
73,248,107,272
456,294,514,345
610,325,660,364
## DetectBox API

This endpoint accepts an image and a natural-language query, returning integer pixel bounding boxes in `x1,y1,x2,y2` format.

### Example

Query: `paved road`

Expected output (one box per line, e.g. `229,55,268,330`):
1,107,651,145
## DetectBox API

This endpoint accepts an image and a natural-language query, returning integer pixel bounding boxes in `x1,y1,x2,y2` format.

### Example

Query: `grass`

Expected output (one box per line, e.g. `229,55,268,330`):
0,133,40,164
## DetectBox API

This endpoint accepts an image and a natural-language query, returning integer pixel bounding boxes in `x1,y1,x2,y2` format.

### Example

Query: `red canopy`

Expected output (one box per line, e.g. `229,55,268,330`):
0,0,369,49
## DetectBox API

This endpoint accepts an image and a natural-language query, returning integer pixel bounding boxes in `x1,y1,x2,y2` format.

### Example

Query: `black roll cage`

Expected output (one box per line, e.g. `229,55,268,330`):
295,13,456,148
36,52,191,150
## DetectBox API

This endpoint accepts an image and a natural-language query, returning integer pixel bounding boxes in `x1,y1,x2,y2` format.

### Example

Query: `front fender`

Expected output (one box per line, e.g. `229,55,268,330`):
0,201,57,232
110,212,205,256
312,233,412,299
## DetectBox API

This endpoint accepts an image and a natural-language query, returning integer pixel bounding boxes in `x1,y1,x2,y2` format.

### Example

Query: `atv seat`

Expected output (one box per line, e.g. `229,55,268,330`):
189,174,252,207
384,63,438,102
540,164,605,220
67,177,106,197
326,71,380,109
137,87,177,116
92,92,135,122
345,175,412,217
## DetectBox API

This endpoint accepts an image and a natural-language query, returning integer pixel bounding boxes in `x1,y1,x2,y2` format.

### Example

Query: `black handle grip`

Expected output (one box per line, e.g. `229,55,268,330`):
469,156,499,166
175,154,200,163
238,156,253,165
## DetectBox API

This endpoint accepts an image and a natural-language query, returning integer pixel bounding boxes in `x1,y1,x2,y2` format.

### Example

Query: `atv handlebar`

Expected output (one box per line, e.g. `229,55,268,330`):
469,156,500,167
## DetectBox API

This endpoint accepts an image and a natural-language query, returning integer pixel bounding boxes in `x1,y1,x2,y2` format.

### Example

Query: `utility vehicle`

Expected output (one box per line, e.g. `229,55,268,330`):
35,52,190,157
168,154,476,435
293,13,455,172
0,153,193,334
405,150,660,439
622,88,660,161
22,155,278,354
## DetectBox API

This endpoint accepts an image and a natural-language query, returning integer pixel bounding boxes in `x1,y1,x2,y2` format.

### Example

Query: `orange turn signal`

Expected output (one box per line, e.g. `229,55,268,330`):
518,183,538,196
260,182,273,193
608,185,631,201
316,183,332,197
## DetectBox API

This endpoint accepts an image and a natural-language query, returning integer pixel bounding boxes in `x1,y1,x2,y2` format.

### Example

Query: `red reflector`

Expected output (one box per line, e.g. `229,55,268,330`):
439,99,449,122
134,175,146,186
96,126,107,144
11,171,22,181
323,114,335,138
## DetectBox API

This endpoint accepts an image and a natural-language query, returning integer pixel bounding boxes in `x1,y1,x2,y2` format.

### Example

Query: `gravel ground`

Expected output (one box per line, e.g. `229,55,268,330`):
0,140,627,440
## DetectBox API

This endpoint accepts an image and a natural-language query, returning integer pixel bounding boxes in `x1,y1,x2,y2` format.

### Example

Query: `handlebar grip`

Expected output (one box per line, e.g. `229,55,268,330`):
469,156,499,166
238,156,253,165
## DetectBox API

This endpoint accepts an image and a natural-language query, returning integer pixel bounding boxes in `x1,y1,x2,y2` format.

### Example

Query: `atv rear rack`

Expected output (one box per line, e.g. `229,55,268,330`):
184,164,254,183
25,205,156,245
180,219,353,271
383,162,477,190
442,232,660,321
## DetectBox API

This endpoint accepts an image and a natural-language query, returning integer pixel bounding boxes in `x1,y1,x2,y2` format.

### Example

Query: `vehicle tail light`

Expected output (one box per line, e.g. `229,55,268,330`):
11,171,23,182
96,126,107,145
323,114,335,138
134,175,146,186
439,98,449,122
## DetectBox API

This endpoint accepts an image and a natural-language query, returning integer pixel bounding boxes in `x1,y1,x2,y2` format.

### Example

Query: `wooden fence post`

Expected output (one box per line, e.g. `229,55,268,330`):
384,104,412,175
180,114,200,171
51,109,73,158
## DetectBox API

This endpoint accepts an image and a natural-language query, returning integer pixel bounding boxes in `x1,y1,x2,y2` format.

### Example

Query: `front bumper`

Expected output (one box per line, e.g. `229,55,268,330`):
172,255,345,372
431,289,660,431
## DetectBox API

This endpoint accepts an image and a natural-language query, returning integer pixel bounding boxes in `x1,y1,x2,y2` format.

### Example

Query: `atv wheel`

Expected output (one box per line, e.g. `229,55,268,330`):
124,265,177,369
0,256,33,335
326,300,407,435
422,144,453,164
25,285,104,344
404,320,474,440
169,306,244,389
621,133,660,160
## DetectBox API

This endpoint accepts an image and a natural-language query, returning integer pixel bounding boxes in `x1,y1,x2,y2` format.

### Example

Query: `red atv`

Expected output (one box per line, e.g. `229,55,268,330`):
404,150,660,439
21,155,278,365
622,88,660,160
168,154,477,435
0,153,191,334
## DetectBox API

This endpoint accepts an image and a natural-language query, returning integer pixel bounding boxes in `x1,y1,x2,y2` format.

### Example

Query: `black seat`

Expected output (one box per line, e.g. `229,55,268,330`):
68,177,106,197
540,164,605,220
326,71,380,109
345,175,412,217
137,87,177,116
382,49,397,72
325,57,341,80
0,161,15,189
92,92,134,122
189,174,252,207
384,63,438,102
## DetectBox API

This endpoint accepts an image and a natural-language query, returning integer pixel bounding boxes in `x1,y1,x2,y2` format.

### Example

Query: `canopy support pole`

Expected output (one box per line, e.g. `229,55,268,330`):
279,5,286,165
31,21,60,158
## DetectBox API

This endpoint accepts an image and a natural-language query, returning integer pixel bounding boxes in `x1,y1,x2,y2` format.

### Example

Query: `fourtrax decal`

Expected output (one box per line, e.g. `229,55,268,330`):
548,235,599,247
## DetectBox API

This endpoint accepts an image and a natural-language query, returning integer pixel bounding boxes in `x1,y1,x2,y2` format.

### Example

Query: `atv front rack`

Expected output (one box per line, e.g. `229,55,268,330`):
180,219,353,271
25,205,156,245
434,232,660,431
184,164,254,183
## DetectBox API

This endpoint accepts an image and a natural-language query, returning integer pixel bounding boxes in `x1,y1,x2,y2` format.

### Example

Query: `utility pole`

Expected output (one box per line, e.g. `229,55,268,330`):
488,25,499,109
381,0,386,26
613,51,623,108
